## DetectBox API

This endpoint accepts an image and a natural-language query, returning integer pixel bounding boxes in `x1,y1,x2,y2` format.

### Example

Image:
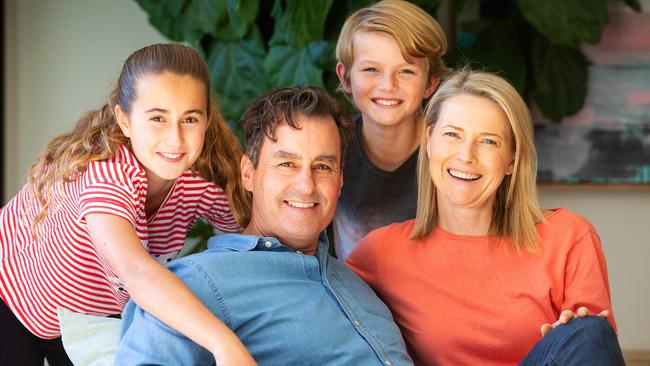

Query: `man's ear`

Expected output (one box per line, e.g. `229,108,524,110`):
336,62,352,94
240,155,255,192
114,105,130,138
424,76,441,99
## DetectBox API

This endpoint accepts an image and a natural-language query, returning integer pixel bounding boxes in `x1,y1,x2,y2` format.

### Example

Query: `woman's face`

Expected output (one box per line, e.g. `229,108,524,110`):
116,72,208,195
426,94,515,213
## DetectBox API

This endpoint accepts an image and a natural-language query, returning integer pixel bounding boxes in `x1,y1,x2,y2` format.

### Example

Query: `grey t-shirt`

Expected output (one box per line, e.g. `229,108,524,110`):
333,119,418,260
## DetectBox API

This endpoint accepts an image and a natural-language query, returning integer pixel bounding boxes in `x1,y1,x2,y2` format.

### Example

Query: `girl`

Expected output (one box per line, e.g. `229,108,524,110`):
0,44,255,365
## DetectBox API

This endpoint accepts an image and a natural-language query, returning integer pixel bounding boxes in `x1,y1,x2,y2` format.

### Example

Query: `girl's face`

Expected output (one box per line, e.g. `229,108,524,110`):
116,72,208,194
426,94,515,214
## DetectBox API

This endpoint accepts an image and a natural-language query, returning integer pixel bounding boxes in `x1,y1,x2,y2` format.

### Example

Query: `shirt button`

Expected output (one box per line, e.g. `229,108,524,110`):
353,320,360,326
264,241,273,248
384,361,393,366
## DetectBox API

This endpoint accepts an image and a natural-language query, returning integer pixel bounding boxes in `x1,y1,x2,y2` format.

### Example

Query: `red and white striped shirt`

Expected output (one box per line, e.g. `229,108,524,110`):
0,145,240,338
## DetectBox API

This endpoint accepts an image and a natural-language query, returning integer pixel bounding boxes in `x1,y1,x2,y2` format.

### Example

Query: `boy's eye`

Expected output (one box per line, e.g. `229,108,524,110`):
362,67,378,73
400,69,416,75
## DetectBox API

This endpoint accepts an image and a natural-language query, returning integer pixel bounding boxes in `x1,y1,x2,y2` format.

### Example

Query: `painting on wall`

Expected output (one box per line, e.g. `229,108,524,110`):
533,7,650,185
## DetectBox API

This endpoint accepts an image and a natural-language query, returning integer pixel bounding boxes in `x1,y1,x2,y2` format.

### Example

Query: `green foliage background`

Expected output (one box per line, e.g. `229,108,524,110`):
137,0,641,125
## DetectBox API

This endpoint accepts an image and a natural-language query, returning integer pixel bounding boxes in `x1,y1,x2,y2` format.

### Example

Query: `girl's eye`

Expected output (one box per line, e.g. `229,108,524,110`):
184,117,198,124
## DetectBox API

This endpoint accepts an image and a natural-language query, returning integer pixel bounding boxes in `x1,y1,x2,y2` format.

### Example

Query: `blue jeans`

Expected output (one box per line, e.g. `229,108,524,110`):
520,316,625,366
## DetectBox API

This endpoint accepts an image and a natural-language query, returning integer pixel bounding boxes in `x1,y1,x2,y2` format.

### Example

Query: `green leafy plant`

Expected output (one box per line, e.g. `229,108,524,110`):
137,0,641,124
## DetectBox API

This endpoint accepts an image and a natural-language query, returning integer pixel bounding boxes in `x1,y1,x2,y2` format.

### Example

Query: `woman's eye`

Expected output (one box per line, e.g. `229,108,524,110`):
151,116,164,123
482,138,497,145
444,131,459,138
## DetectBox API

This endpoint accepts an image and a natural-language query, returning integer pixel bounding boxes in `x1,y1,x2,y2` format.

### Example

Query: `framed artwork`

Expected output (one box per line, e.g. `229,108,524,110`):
534,7,650,185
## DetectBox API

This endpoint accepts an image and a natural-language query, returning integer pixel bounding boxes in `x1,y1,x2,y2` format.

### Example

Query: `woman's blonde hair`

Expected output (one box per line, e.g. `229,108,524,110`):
28,44,250,230
336,0,449,89
412,69,544,253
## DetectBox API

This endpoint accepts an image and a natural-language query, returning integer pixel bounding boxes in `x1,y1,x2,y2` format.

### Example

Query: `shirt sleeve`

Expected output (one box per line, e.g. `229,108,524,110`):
202,186,241,233
77,161,140,226
116,260,227,365
562,226,618,332
345,228,384,288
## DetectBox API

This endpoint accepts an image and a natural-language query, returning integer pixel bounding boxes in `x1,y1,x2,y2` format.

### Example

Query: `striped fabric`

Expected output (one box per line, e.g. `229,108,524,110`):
0,145,239,338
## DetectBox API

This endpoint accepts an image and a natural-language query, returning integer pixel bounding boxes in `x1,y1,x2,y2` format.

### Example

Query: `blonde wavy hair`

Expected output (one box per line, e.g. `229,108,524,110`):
412,69,544,253
335,0,449,90
28,44,250,230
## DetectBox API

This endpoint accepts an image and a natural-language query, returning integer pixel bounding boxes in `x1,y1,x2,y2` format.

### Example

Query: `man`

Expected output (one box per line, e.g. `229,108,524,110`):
116,87,413,366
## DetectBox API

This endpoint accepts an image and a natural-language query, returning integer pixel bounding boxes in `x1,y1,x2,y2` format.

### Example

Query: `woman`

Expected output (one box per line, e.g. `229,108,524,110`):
347,69,624,365
0,44,255,365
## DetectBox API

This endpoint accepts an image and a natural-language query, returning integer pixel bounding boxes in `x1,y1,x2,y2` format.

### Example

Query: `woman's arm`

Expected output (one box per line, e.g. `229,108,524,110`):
86,213,256,365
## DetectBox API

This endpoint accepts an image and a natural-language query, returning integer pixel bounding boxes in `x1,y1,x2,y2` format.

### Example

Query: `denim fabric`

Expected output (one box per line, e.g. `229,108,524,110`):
519,317,625,366
117,233,413,366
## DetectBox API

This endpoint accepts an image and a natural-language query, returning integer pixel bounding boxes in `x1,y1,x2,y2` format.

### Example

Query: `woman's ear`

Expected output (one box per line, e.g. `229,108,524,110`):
114,105,130,138
336,62,352,94
426,126,433,159
240,155,255,193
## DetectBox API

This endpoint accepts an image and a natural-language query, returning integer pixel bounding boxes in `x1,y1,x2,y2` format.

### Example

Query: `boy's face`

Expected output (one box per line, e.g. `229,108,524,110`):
337,31,438,129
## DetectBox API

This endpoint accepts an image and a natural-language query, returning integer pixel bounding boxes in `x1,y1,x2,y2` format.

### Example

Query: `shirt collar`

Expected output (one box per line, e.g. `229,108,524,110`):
207,232,331,257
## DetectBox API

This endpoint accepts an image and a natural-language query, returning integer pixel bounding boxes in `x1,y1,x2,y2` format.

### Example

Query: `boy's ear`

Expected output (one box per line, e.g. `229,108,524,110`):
240,155,255,193
114,105,130,138
424,76,441,99
336,62,352,93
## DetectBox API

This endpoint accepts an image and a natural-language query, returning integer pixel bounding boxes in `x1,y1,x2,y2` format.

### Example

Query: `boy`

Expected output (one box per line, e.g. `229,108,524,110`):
333,0,449,259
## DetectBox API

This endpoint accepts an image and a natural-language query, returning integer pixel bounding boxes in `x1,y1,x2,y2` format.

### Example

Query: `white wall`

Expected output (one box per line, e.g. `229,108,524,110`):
4,0,649,352
3,0,165,197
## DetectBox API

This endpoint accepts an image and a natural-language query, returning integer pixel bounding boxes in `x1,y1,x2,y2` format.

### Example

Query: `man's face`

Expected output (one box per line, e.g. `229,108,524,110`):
241,115,343,254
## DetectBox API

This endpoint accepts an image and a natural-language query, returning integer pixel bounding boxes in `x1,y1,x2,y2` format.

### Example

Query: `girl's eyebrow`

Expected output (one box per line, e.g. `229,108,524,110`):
144,108,204,115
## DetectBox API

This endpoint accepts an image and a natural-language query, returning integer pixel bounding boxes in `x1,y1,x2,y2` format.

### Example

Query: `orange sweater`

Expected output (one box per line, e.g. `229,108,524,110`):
346,208,617,366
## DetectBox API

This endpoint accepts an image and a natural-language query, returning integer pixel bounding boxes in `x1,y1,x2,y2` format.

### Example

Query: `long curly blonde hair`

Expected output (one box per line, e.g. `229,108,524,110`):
28,44,250,230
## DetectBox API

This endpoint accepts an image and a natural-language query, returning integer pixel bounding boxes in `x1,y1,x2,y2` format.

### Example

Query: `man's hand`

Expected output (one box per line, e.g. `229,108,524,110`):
540,307,610,336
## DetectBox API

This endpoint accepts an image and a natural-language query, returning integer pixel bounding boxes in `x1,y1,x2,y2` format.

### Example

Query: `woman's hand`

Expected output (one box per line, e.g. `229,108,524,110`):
540,307,610,336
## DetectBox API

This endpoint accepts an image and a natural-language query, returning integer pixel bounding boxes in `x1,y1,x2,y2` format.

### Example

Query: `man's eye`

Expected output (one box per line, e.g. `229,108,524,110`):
279,162,295,168
314,164,333,171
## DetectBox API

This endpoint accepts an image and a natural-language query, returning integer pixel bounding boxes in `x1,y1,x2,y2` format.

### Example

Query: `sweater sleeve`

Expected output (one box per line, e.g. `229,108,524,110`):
562,225,618,332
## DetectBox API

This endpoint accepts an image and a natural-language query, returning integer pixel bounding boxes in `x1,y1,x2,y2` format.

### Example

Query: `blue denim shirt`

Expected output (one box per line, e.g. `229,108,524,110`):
117,233,413,366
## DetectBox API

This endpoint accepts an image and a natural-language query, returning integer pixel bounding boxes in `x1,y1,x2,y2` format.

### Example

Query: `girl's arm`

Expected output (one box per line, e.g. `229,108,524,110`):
86,213,257,366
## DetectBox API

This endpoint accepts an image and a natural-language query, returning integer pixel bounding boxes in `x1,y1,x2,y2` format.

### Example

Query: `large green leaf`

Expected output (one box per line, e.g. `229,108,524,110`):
223,0,260,38
264,41,328,88
463,20,527,94
136,0,201,42
270,0,333,47
207,31,269,120
516,0,608,47
530,34,588,121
